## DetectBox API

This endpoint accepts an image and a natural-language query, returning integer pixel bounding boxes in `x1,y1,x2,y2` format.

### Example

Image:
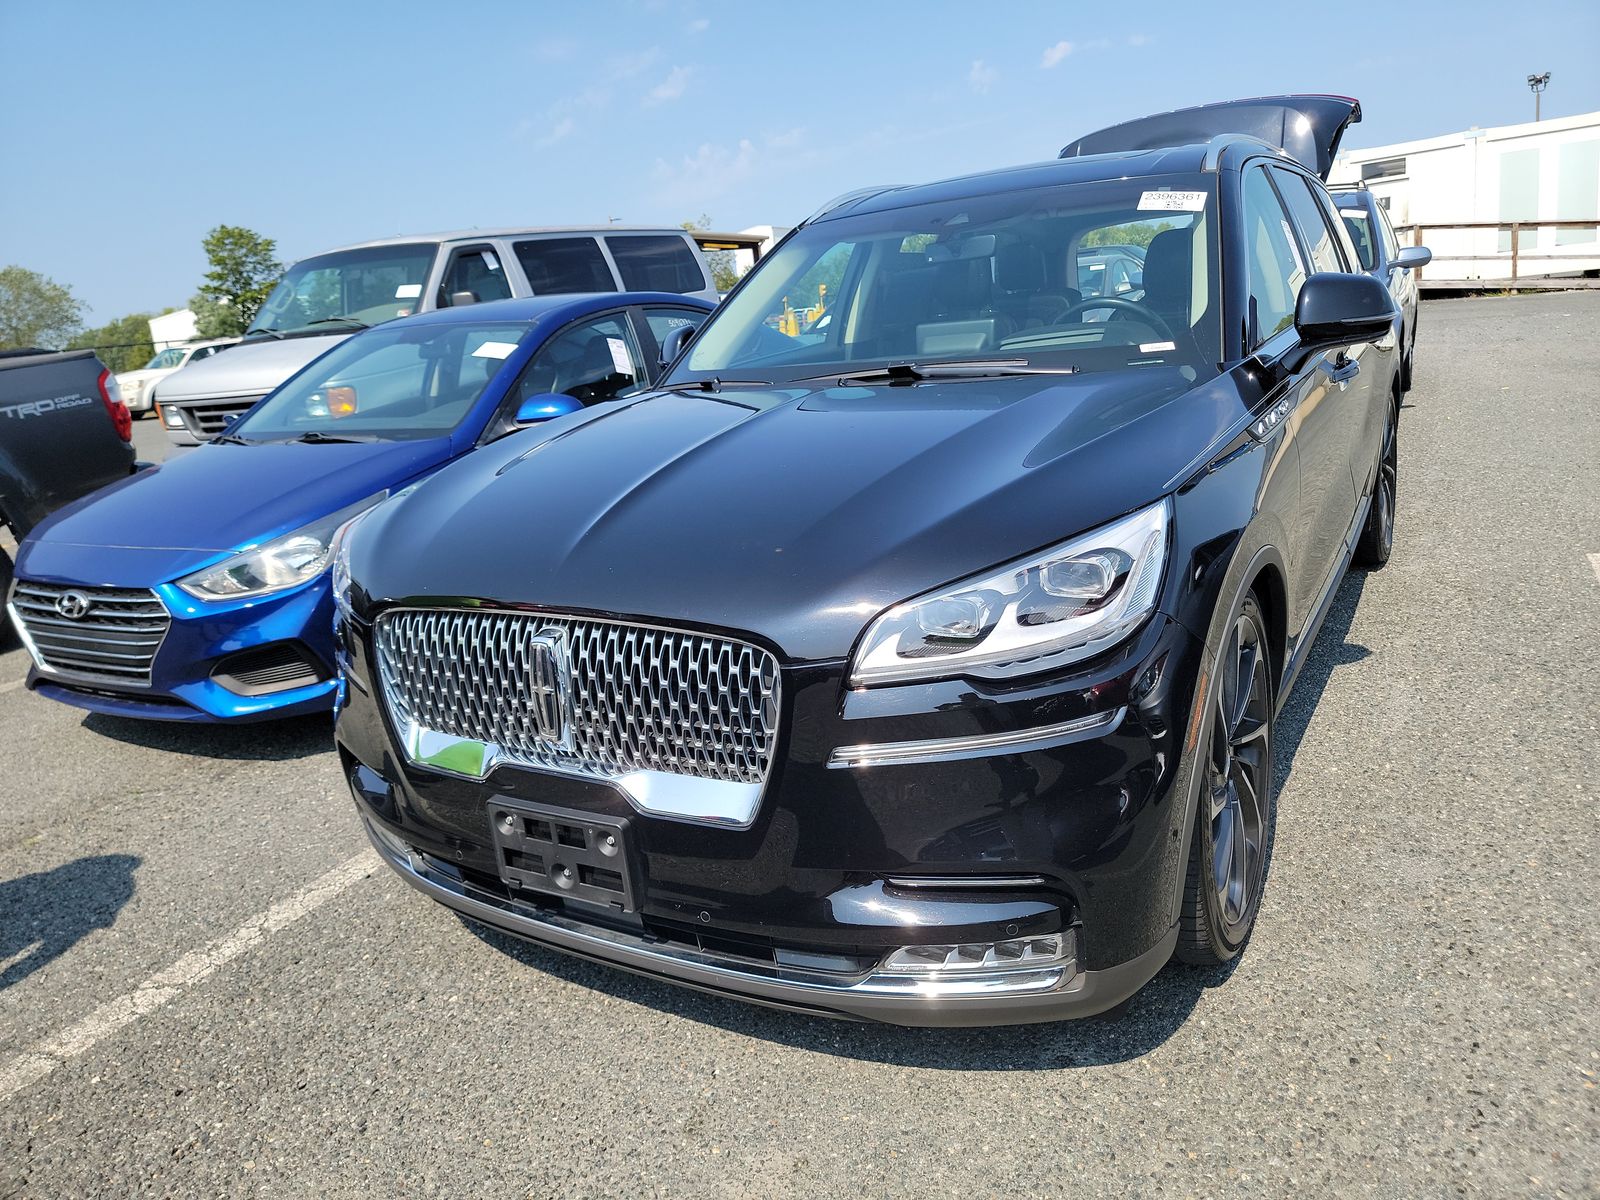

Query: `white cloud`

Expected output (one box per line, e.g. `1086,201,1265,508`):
608,47,662,78
535,117,576,148
1127,32,1151,46
968,59,996,94
1040,40,1073,68
650,138,758,207
644,65,694,106
765,126,806,149
687,17,710,32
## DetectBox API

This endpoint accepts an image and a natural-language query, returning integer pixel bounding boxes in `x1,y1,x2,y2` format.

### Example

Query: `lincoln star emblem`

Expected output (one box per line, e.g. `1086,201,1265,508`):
527,628,575,750
55,590,92,620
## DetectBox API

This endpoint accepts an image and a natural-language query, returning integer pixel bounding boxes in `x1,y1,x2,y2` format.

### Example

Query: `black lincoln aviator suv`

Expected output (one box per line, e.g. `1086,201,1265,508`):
333,96,1402,1025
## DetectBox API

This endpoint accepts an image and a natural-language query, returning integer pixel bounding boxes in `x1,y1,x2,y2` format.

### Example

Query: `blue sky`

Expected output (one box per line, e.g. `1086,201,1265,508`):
2,0,1596,321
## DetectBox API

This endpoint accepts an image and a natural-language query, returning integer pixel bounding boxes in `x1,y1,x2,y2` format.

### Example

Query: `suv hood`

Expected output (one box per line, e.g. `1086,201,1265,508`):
1060,94,1362,180
353,372,1243,662
155,332,353,402
18,437,454,587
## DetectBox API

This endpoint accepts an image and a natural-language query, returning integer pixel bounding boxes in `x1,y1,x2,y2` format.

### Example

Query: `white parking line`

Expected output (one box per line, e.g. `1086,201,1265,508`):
0,850,378,1106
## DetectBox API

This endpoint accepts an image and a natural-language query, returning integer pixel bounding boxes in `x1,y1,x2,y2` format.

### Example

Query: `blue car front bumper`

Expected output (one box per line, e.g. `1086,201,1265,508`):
11,572,339,723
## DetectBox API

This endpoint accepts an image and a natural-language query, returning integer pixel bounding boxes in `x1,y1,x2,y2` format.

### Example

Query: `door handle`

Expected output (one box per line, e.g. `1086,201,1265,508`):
1327,354,1360,387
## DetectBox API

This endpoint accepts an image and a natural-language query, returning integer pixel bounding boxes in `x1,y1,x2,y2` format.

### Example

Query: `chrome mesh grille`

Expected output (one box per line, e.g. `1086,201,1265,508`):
9,581,169,686
374,609,781,787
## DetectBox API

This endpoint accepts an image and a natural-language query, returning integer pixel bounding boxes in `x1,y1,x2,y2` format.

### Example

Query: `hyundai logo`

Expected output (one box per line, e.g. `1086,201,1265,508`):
55,590,92,620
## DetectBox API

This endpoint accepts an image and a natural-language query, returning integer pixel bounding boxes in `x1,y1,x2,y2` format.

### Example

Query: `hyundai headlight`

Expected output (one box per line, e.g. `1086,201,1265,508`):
850,500,1170,685
177,495,384,601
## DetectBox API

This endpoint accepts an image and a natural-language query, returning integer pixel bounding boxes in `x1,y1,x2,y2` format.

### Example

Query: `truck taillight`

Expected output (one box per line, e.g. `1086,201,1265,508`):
96,368,133,443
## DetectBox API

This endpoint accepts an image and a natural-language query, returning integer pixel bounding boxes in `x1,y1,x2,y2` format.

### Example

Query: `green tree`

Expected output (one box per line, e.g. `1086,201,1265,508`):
67,313,157,374
188,225,281,337
681,216,741,292
0,265,85,350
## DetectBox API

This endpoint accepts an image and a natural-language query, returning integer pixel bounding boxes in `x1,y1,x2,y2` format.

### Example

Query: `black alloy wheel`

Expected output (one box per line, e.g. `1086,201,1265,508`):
1177,594,1275,964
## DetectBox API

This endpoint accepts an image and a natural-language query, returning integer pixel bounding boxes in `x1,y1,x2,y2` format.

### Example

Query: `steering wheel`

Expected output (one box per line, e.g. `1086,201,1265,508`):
1056,296,1176,341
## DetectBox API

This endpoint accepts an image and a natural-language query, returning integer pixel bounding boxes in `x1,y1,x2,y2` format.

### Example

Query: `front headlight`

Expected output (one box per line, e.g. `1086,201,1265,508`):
849,499,1170,686
177,495,384,601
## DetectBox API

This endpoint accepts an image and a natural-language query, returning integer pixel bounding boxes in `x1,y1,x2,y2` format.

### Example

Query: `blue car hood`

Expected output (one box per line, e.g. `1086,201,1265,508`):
19,438,455,587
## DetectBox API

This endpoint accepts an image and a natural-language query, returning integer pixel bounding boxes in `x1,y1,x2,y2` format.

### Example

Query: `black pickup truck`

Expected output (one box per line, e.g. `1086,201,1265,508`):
0,348,136,640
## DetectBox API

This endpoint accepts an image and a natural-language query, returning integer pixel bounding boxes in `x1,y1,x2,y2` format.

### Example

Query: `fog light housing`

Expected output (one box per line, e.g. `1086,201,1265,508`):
880,930,1075,976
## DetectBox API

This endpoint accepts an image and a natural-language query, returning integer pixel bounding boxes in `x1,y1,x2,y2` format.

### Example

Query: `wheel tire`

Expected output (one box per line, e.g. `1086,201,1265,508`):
1355,396,1398,569
1176,593,1276,965
0,548,14,649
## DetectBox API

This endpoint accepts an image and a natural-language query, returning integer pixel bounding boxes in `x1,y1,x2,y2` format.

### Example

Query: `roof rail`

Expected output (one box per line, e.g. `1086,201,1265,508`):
1325,180,1368,192
803,185,901,226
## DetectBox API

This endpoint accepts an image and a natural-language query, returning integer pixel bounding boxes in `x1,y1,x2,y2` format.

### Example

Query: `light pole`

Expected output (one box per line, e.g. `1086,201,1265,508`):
1527,72,1550,121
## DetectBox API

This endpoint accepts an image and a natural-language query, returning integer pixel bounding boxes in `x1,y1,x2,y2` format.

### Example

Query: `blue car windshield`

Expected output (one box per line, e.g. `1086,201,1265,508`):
673,173,1221,384
230,321,526,442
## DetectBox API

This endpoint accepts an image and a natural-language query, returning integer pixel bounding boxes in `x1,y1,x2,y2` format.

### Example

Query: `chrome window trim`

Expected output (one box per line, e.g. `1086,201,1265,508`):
828,707,1124,770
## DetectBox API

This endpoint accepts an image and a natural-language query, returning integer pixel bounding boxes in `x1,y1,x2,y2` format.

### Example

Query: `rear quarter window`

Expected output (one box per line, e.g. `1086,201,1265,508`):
605,235,707,294
514,238,617,294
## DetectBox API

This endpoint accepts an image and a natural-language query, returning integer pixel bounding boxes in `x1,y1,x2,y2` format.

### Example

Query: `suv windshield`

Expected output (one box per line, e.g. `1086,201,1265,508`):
248,243,438,336
230,321,525,442
673,174,1220,385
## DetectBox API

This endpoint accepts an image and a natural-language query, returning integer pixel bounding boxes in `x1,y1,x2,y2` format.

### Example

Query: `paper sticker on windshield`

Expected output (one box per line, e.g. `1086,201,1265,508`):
395,283,422,299
607,337,633,377
1138,341,1176,353
471,340,518,360
1138,189,1207,212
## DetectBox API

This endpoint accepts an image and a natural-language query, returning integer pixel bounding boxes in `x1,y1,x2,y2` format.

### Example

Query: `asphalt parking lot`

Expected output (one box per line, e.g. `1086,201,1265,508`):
2,292,1597,1198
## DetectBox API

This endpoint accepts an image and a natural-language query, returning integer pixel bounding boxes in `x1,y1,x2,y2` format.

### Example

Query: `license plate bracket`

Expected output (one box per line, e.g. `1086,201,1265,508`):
486,799,640,913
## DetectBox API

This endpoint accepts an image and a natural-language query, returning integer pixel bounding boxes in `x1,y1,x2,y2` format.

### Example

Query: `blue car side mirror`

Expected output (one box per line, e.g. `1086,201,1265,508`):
514,393,583,425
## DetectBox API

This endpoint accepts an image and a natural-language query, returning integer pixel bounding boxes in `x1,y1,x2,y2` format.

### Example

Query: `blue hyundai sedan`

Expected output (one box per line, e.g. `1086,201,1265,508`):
6,292,712,722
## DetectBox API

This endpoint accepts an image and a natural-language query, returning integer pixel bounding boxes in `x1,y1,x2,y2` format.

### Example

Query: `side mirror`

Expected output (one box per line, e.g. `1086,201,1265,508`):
448,290,478,307
1291,272,1398,366
514,393,583,425
658,323,697,368
1393,245,1432,270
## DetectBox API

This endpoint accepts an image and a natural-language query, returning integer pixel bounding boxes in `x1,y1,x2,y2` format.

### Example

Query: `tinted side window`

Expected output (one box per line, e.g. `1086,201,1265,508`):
1242,168,1305,348
1375,203,1400,260
606,235,707,294
1340,208,1378,270
1270,169,1344,274
515,314,643,406
440,247,512,306
643,306,709,352
514,238,617,294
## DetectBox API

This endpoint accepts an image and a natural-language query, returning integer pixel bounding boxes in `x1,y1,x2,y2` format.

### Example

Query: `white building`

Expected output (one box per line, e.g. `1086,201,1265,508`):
147,308,198,351
1329,110,1600,284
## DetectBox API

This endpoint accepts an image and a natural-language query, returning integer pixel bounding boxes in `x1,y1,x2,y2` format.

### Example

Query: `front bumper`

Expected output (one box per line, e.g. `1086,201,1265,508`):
15,575,338,723
337,606,1208,1024
362,813,1178,1026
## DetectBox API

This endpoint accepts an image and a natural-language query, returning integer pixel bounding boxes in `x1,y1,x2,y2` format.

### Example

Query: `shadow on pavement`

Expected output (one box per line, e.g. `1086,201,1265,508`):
460,915,1238,1068
79,712,333,762
0,854,140,991
1274,570,1371,785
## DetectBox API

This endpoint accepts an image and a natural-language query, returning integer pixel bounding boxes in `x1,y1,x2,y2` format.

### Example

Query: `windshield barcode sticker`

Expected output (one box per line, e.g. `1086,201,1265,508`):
1138,341,1176,353
1138,190,1207,212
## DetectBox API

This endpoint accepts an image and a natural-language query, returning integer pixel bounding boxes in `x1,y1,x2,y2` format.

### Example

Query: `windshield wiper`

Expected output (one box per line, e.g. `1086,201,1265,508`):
211,433,255,446
288,430,383,444
304,316,370,330
670,377,771,392
244,326,284,340
797,360,1081,386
